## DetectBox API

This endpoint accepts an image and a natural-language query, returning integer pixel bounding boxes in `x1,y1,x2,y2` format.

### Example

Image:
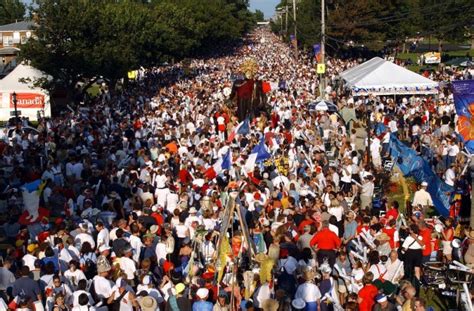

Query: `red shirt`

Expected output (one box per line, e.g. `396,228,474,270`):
310,228,341,250
357,225,370,235
358,284,378,311
382,227,397,249
386,208,398,220
420,227,432,257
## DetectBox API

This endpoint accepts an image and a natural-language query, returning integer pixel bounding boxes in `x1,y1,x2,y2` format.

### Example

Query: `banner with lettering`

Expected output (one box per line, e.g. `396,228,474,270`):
10,93,45,109
388,134,452,216
452,80,474,153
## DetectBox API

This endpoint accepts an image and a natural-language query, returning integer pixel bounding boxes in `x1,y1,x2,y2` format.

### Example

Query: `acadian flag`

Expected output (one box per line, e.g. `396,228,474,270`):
217,235,232,283
313,44,322,62
227,118,250,142
244,137,271,173
452,80,474,153
204,149,232,180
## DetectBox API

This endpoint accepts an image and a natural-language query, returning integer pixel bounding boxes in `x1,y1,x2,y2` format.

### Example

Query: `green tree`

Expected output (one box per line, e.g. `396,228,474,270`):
255,9,265,22
0,0,25,25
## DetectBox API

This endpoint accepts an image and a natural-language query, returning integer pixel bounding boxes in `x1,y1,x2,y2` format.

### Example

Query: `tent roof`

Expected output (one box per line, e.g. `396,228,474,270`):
0,63,49,93
340,57,438,95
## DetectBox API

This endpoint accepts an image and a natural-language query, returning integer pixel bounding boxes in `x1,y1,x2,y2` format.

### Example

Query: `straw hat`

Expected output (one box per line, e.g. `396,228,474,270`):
376,233,391,242
138,296,157,311
262,299,279,311
303,269,316,281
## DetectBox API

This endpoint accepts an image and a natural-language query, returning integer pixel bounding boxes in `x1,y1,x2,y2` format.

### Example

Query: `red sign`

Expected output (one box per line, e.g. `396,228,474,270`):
10,93,45,109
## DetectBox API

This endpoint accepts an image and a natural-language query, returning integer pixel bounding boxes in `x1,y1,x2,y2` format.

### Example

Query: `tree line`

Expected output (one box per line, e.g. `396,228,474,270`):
272,0,474,54
11,0,256,98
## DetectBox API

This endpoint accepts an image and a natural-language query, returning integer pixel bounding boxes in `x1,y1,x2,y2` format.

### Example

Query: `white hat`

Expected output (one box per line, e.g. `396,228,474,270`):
421,181,428,187
376,294,387,303
99,245,111,253
142,275,151,285
189,207,197,214
196,288,209,299
149,225,159,235
292,298,306,309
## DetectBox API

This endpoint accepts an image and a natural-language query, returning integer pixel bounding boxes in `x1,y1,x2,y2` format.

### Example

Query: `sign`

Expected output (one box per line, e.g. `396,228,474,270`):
317,63,326,74
423,52,441,64
10,110,21,116
10,93,45,109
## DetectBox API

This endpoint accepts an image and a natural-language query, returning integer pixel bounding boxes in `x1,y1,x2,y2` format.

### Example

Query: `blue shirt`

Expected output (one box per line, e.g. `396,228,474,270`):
192,300,213,311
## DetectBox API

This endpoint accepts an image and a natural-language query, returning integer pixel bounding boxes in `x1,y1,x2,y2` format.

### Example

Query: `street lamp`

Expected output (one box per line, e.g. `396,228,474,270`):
12,91,18,124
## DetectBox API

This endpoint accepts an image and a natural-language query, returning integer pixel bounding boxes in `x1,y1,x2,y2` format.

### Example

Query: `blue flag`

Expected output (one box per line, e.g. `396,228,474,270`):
221,149,232,170
452,80,474,153
23,179,41,193
313,44,321,62
237,118,250,135
388,134,452,216
252,137,271,163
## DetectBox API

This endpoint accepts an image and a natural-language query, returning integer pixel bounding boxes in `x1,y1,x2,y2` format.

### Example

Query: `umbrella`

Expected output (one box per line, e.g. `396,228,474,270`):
272,175,289,188
313,100,338,113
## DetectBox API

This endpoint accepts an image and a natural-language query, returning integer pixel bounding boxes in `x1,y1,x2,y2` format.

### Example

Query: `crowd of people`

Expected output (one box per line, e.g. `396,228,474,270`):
0,27,473,311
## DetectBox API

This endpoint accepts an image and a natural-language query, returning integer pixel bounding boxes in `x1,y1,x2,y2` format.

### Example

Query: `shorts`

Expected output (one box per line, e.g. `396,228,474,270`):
405,248,423,267
442,241,453,256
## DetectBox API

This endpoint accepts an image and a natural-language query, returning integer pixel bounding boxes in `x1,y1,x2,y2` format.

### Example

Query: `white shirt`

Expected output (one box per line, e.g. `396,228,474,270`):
368,263,387,280
155,242,167,263
129,235,143,263
93,276,114,300
444,168,455,186
448,144,459,157
384,258,404,283
119,257,136,280
402,235,424,250
22,254,37,271
72,290,94,307
75,233,96,249
97,228,110,249
295,282,322,302
412,189,433,207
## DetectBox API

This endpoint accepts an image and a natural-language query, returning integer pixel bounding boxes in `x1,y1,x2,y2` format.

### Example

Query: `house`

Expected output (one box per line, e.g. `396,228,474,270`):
0,21,35,74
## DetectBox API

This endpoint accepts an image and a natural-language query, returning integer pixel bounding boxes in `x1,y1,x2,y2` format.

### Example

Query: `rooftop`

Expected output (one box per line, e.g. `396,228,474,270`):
0,21,35,32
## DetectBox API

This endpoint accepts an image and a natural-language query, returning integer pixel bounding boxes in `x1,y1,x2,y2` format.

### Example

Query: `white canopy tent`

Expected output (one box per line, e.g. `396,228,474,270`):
0,64,51,121
340,57,438,96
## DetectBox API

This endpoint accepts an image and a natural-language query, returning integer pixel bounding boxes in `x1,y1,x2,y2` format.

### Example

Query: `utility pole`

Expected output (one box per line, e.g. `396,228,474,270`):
292,0,297,59
318,0,326,98
285,4,288,35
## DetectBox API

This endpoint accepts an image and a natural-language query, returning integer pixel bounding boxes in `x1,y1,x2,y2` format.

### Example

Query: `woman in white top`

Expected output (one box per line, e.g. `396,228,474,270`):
294,270,321,311
401,224,425,282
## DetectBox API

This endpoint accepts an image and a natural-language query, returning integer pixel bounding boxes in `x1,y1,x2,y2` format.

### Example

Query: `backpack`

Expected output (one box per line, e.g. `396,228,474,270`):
84,258,97,279
89,279,101,305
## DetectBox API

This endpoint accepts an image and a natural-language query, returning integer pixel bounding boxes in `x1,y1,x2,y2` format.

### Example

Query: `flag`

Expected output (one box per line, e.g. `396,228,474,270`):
262,81,274,94
313,44,322,62
204,150,232,180
217,235,231,283
244,137,271,172
388,134,453,216
452,80,474,153
227,118,250,142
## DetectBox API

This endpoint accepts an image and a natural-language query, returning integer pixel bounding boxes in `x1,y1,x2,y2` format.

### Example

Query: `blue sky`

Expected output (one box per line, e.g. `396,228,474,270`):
250,0,280,18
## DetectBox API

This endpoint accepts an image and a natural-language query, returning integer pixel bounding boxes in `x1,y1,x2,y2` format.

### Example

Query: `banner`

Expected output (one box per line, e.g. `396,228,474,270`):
452,80,474,153
388,134,452,216
313,44,322,62
10,93,45,109
423,52,441,64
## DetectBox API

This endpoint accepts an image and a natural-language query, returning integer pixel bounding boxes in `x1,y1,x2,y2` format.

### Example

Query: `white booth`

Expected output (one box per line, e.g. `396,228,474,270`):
0,64,51,121
340,57,439,96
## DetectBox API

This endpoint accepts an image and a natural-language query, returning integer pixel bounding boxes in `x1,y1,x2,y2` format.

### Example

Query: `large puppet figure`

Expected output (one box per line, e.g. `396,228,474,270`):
231,58,267,121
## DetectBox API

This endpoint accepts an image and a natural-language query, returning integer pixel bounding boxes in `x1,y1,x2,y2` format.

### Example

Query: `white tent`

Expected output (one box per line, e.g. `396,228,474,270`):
340,57,438,96
0,64,51,121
